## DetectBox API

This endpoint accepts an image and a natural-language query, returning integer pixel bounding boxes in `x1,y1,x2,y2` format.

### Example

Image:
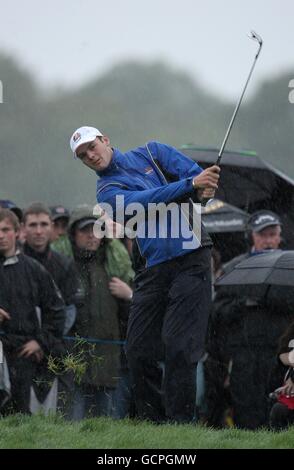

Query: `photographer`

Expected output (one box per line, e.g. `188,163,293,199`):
269,322,294,430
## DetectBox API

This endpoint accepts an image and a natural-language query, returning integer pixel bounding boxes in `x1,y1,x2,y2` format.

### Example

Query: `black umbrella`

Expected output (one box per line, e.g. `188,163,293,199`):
181,147,294,249
202,199,249,233
202,199,250,262
216,250,294,287
215,250,294,309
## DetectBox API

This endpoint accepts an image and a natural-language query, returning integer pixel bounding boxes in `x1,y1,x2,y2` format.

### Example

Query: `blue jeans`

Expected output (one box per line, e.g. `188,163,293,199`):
71,384,115,421
112,369,133,419
195,361,207,420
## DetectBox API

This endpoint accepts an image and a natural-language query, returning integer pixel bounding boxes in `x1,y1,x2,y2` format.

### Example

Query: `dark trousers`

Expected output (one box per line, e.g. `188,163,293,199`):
230,348,276,429
126,247,211,423
4,356,36,414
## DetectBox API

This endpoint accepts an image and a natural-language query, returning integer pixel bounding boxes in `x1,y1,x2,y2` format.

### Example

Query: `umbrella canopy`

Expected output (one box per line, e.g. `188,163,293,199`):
215,250,294,310
216,250,294,288
201,199,250,262
181,147,294,249
202,199,249,233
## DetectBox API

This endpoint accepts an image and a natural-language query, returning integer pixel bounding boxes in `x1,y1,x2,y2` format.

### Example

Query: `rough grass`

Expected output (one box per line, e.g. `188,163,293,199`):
0,414,293,449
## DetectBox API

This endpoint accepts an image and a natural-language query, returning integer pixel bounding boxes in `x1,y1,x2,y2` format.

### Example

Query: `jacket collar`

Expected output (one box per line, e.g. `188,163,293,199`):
24,242,51,263
96,148,125,177
1,250,20,266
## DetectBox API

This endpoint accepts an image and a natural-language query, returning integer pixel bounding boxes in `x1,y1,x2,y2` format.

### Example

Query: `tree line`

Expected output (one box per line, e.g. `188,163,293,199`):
0,54,293,208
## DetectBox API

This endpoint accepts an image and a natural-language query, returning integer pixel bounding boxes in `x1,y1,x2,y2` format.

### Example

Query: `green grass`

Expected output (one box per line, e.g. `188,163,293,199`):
0,415,293,449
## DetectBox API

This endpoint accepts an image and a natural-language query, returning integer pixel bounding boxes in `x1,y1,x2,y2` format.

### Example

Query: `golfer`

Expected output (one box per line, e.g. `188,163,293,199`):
70,126,220,423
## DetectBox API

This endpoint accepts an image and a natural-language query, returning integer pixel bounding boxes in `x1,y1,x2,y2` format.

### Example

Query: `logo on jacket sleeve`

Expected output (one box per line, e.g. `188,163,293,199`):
144,166,154,175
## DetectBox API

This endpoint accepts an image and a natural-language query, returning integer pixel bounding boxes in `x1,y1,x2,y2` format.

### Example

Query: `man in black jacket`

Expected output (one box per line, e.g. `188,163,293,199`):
22,202,79,414
0,209,65,414
22,203,78,334
206,210,287,429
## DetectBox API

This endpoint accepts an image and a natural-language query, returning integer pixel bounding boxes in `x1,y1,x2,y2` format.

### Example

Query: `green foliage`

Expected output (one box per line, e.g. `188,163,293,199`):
0,54,293,208
0,414,293,448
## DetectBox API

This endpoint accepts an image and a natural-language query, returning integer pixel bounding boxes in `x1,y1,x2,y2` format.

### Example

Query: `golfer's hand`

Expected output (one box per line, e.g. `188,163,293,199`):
193,165,220,190
282,378,294,397
18,340,44,362
0,308,11,323
197,187,216,200
109,277,133,300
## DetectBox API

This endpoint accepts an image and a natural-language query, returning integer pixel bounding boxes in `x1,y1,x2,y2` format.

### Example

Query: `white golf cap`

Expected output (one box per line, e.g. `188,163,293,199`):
70,126,103,156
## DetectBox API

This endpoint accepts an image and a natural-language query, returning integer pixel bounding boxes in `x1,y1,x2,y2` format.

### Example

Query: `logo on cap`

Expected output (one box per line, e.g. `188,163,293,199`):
253,214,276,226
56,207,66,214
73,132,81,143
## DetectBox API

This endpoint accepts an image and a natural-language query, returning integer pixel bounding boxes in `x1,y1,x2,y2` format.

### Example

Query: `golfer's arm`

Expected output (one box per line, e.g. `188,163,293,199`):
149,142,203,179
98,178,194,212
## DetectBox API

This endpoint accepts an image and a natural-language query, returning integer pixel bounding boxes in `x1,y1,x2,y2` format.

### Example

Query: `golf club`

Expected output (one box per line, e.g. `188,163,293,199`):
216,30,263,165
201,31,263,206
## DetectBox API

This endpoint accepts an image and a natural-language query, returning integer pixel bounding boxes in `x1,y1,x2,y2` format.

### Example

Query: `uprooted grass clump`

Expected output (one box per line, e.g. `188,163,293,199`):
47,335,102,384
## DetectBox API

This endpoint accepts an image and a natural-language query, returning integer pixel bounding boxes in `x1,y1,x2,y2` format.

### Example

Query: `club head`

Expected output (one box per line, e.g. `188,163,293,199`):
248,30,263,46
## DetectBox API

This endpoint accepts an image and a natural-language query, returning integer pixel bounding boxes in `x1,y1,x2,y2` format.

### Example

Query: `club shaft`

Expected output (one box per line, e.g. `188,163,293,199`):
216,42,262,166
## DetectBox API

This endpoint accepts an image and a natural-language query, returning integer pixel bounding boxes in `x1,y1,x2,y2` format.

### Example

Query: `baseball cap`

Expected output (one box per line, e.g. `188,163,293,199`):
70,126,103,157
76,218,97,230
248,210,281,232
0,199,23,221
50,205,70,221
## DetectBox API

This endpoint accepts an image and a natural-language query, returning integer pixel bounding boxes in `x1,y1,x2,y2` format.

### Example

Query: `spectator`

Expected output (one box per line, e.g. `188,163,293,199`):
23,202,78,334
22,202,79,415
68,205,134,420
50,205,73,258
269,321,294,430
0,200,25,244
0,209,65,414
208,210,292,429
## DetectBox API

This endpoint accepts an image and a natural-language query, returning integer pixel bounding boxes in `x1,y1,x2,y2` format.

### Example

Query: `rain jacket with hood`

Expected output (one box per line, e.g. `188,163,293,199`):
68,206,134,389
